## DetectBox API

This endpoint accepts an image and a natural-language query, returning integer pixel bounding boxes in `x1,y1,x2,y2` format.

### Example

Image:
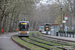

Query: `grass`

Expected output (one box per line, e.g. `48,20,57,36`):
33,32,74,49
29,32,63,50
37,32,75,46
23,37,52,48
29,33,63,46
12,31,75,50
12,35,46,50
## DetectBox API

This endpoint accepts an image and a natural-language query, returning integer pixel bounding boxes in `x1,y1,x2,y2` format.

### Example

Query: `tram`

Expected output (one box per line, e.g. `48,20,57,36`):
39,26,44,32
44,23,51,35
18,21,29,37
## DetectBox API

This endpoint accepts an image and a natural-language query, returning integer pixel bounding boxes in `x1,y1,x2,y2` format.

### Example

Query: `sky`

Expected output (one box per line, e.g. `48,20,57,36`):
36,0,56,7
36,0,66,7
40,0,55,4
35,0,57,9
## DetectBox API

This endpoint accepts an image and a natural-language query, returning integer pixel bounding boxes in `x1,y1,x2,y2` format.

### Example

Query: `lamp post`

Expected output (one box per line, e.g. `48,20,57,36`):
70,7,72,30
63,20,66,37
60,5,63,30
69,3,72,30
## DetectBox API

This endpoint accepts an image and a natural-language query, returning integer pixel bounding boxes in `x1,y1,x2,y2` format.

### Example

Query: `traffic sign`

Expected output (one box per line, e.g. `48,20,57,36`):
65,15,67,17
64,15,68,20
63,20,66,23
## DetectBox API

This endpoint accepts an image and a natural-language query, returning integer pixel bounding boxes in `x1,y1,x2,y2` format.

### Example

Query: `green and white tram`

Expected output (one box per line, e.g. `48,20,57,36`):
18,21,29,37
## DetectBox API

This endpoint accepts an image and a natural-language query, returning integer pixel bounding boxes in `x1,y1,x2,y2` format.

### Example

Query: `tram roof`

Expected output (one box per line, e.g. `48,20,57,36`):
19,21,29,23
44,23,50,24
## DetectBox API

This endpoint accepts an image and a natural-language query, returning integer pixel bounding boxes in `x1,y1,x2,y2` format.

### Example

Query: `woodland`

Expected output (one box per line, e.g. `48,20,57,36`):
0,0,75,32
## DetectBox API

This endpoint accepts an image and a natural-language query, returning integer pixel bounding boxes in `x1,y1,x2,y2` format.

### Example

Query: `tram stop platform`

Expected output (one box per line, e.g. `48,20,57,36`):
43,35,75,42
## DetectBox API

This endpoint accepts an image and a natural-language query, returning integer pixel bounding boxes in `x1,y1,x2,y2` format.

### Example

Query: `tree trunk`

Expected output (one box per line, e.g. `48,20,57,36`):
1,15,7,32
0,19,2,32
6,16,9,32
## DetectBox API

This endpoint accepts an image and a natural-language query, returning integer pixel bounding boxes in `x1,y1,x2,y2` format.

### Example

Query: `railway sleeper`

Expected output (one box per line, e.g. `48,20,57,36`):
36,33,75,48
30,35,72,50
19,37,52,50
32,33,74,50
11,36,31,50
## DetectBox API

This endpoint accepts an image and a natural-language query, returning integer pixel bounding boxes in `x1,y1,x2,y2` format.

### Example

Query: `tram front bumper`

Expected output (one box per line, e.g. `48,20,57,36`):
19,33,29,36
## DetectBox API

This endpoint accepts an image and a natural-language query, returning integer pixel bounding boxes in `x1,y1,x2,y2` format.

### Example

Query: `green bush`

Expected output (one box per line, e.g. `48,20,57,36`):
59,30,75,33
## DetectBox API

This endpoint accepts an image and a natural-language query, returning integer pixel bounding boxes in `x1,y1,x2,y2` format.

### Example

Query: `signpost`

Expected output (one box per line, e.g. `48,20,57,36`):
62,15,68,37
64,15,68,32
64,15,68,36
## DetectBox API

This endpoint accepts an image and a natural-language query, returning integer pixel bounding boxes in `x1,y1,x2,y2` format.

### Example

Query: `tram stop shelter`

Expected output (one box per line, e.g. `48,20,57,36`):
50,24,59,36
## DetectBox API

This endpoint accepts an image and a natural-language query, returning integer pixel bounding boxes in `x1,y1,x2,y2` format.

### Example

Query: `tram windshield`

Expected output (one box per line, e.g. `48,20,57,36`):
19,23,29,31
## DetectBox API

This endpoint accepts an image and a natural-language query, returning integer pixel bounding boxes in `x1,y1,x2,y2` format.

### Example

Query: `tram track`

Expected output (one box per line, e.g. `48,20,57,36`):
40,34,75,47
31,33,75,50
12,32,75,50
19,37,51,50
42,35,75,43
36,33,75,49
19,33,74,50
37,33,75,46
11,35,31,50
27,36,70,50
40,36,75,47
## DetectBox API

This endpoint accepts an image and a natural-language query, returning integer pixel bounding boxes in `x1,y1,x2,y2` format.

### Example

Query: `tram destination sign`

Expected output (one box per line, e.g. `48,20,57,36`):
21,23,27,25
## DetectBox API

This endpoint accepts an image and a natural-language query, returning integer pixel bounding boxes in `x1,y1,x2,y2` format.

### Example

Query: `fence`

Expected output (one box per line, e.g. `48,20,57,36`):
56,32,75,38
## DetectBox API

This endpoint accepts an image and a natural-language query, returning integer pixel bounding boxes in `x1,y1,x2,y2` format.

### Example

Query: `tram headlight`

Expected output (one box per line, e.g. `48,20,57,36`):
27,31,29,33
46,28,49,30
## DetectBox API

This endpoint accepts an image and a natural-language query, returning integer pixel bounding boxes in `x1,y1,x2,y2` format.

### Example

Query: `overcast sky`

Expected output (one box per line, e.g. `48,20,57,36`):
36,0,57,6
35,0,57,9
35,0,66,8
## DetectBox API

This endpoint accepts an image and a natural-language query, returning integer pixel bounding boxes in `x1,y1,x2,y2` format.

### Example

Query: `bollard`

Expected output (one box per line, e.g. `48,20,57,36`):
56,32,58,36
68,32,70,37
64,32,65,37
60,32,61,36
73,32,74,38
59,32,60,36
61,32,62,36
67,32,68,37
60,32,62,36
70,32,71,37
71,32,72,38
74,33,75,38
1,29,3,33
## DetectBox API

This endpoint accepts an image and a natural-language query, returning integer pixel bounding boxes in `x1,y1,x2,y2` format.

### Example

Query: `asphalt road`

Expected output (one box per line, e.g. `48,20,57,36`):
0,32,25,50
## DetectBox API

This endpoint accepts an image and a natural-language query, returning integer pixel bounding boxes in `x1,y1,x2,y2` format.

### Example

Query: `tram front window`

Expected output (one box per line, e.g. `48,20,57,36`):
19,25,28,31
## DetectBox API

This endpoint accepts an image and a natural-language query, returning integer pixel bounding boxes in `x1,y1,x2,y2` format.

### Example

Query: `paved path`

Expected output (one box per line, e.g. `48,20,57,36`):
0,32,25,50
44,35,75,42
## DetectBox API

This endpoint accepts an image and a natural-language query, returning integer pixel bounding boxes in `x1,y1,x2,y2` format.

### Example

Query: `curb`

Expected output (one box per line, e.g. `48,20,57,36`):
11,36,31,50
43,35,75,43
